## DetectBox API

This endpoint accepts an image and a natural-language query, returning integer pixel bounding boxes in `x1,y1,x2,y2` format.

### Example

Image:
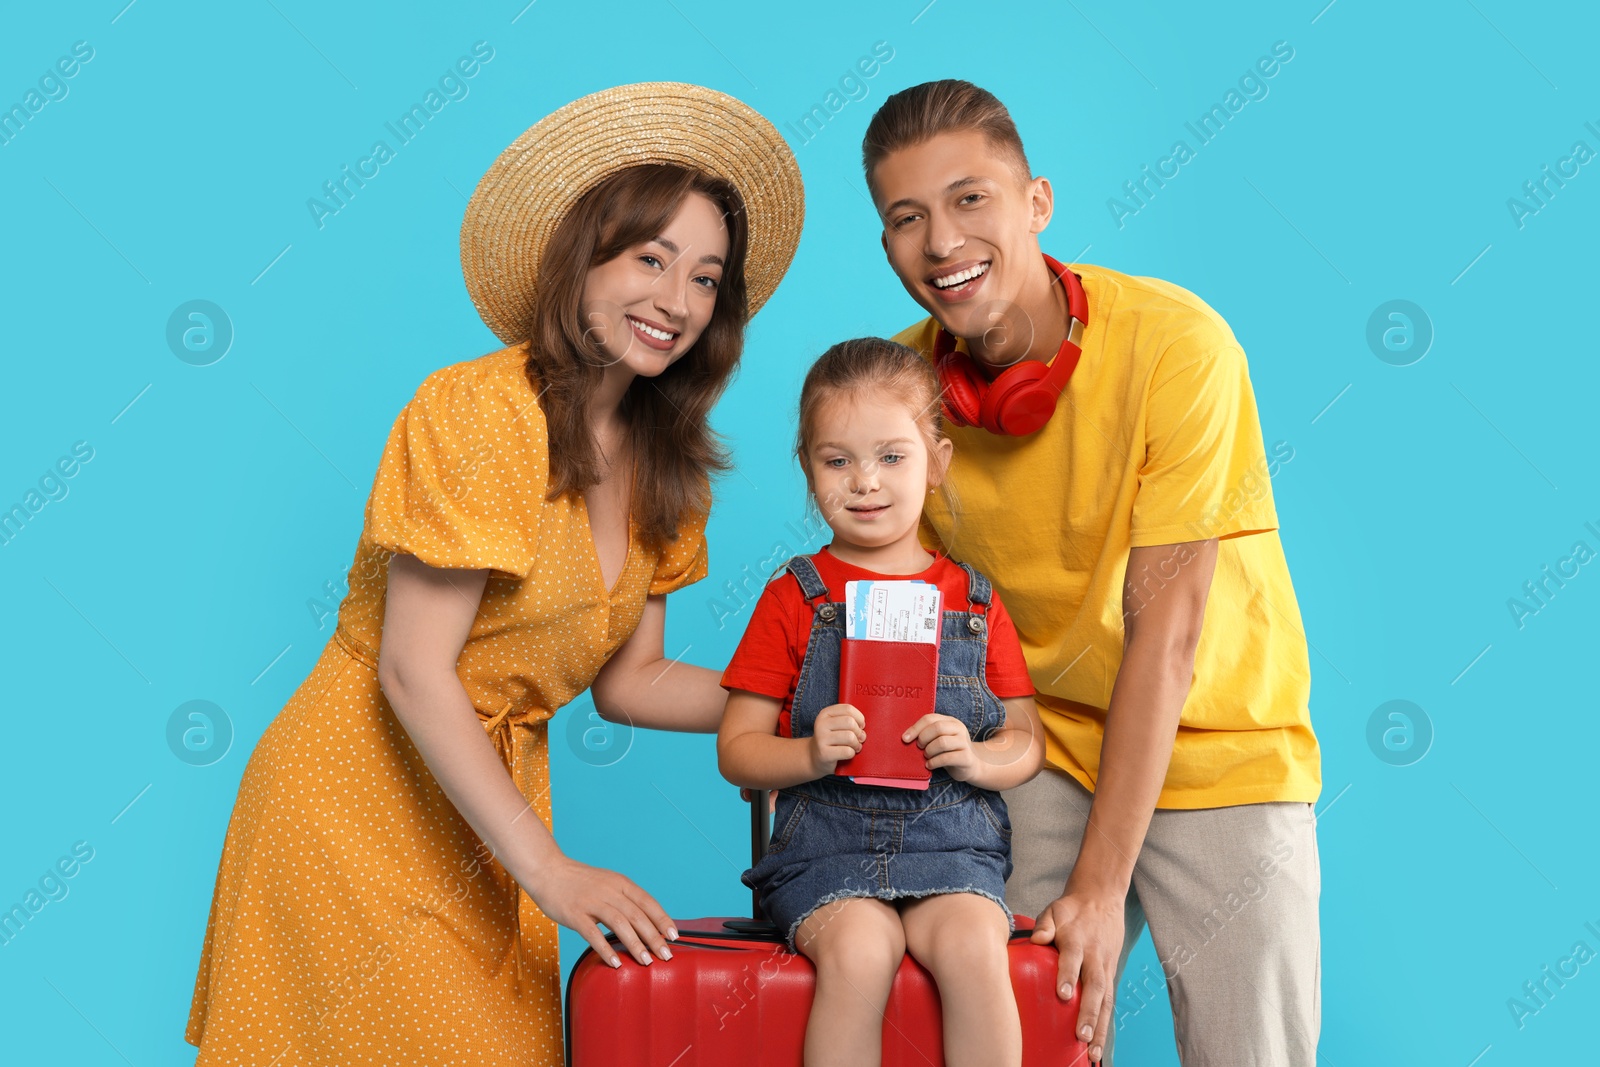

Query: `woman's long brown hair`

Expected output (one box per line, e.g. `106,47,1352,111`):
524,164,750,551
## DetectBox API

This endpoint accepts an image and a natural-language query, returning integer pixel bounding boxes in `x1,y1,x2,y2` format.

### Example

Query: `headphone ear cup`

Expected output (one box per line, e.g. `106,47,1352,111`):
979,360,1051,435
936,350,986,429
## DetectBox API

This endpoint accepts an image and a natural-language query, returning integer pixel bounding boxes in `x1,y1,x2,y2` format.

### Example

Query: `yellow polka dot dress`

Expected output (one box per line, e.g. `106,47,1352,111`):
184,344,710,1066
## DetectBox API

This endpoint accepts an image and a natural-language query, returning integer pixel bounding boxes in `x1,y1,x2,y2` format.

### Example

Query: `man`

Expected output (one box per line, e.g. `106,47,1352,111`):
862,80,1321,1066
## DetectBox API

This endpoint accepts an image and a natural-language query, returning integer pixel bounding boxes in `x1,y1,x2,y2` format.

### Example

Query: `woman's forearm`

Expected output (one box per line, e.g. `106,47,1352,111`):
594,660,726,732
380,672,563,891
590,592,726,732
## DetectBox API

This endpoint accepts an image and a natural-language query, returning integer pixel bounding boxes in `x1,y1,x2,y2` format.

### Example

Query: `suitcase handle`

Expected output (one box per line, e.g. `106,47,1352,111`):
739,788,777,932
749,788,771,914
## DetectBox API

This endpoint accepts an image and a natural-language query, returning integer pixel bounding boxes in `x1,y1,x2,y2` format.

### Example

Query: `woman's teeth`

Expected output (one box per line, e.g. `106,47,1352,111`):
932,263,989,290
629,317,676,341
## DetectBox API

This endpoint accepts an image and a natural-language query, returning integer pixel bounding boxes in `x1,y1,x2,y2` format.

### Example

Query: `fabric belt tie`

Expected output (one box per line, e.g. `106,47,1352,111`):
336,624,546,998
479,697,542,996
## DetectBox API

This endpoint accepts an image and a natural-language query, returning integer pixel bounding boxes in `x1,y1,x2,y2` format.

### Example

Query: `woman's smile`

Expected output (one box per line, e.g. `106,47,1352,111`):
625,314,680,351
579,190,728,379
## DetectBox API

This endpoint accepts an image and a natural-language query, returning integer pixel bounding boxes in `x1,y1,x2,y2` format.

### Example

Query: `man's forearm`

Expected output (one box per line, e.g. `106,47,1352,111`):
1065,637,1193,897
1066,537,1216,899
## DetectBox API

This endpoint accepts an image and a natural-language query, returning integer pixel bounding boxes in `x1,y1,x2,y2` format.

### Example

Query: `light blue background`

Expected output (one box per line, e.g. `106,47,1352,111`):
3,1,1597,1063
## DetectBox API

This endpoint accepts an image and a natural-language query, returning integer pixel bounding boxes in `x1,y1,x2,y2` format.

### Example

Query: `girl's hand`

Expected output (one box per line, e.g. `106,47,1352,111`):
524,854,678,969
902,713,980,781
808,702,866,776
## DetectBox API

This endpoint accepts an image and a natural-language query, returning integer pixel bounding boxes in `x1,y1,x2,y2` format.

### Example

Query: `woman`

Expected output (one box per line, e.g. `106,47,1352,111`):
184,83,803,1066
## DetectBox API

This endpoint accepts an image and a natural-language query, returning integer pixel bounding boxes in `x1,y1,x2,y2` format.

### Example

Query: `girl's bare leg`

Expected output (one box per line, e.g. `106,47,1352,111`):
900,893,1020,1067
794,897,906,1067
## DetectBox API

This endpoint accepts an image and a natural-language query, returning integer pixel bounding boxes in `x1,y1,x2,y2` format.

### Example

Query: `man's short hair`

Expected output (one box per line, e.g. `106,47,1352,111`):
861,79,1032,200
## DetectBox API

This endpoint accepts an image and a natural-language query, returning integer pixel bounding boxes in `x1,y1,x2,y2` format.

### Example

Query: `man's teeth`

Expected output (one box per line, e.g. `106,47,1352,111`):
932,263,989,290
630,317,676,341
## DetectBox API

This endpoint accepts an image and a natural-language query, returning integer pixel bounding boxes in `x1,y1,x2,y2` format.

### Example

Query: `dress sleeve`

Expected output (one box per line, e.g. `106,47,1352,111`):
648,501,711,595
1129,343,1280,547
364,361,549,577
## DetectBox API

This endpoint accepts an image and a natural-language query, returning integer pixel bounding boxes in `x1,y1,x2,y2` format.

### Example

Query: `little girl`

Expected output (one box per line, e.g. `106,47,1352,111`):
718,337,1046,1067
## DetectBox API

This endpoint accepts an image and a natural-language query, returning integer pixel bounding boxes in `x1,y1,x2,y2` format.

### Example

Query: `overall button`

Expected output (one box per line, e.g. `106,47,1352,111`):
818,604,837,622
967,616,985,634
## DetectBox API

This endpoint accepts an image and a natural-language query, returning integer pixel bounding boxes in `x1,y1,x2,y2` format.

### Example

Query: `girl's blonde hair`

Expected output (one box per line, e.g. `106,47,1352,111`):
795,337,959,522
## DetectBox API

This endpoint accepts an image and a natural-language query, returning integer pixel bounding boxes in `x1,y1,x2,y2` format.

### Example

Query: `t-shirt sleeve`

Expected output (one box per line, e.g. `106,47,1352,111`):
648,500,711,595
364,362,548,577
982,590,1035,698
890,317,938,354
1129,343,1280,547
719,575,803,701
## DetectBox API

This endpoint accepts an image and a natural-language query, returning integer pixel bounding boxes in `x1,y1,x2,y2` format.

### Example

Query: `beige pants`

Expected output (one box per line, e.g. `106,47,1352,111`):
1003,767,1321,1067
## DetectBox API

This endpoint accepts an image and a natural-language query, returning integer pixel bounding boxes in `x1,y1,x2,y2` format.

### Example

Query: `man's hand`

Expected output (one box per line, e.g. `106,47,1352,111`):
1032,888,1126,1063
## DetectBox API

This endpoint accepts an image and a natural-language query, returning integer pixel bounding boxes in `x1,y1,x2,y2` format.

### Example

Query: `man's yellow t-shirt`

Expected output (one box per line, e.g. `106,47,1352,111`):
894,260,1320,809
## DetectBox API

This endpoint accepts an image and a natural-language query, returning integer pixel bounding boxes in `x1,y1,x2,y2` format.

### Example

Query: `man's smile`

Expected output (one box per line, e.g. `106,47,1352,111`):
927,259,991,301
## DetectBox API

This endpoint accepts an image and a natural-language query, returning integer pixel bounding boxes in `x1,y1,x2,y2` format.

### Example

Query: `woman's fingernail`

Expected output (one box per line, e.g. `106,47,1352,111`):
1061,983,1073,999
609,956,621,969
1080,1025,1092,1040
667,927,679,941
658,945,673,960
1091,1046,1102,1061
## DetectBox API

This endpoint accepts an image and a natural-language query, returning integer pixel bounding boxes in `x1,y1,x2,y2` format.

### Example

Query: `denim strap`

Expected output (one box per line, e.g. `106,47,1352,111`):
957,561,992,611
783,554,830,604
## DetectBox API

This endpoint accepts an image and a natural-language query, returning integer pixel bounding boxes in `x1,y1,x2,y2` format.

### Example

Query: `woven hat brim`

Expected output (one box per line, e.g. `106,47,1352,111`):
460,82,804,346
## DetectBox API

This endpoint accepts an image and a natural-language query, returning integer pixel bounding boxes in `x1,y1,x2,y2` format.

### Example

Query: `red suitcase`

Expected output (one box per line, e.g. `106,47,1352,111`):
565,792,1093,1066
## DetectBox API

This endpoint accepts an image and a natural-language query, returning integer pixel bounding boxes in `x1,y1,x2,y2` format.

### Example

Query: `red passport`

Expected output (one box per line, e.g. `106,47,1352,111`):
834,637,939,789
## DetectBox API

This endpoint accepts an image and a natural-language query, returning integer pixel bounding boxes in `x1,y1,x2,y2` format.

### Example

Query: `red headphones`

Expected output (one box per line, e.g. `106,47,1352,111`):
933,254,1089,436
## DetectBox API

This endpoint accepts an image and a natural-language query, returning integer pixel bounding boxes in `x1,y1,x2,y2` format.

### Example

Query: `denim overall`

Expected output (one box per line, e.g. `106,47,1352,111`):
742,553,1017,950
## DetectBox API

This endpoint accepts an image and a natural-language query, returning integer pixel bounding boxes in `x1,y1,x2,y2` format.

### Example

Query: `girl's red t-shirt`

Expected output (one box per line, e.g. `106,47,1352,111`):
720,546,1036,737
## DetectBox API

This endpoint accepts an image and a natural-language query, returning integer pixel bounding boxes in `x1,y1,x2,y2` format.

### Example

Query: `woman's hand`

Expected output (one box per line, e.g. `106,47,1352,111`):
808,702,866,776
737,786,778,813
902,713,981,781
524,855,678,969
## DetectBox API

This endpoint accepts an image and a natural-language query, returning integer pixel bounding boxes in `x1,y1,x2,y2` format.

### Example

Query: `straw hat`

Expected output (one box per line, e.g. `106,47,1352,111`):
460,81,804,346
